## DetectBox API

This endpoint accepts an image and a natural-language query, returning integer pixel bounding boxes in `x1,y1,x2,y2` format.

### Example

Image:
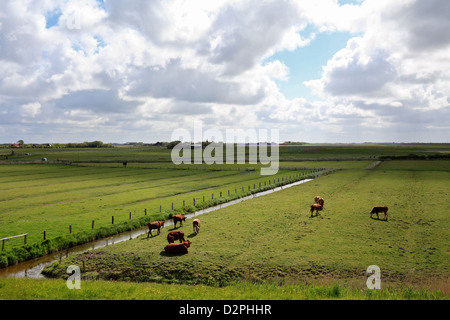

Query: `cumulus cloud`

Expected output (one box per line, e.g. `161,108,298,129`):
0,0,448,143
20,102,42,118
205,0,304,75
306,38,397,97
124,58,265,105
302,0,450,141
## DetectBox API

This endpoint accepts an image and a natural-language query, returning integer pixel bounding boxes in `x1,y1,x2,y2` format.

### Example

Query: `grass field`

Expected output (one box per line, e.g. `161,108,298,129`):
0,277,446,300
0,164,318,252
1,145,449,300
41,160,449,295
2,143,450,163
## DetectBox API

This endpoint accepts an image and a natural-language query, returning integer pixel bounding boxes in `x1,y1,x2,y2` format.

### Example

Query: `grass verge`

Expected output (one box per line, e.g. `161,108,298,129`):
0,277,446,300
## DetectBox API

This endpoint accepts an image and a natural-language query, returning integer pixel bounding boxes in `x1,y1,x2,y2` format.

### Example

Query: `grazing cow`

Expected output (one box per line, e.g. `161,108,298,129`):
310,204,323,217
164,240,192,254
147,221,164,239
370,206,389,220
167,231,185,244
173,214,186,228
193,219,201,233
314,196,325,206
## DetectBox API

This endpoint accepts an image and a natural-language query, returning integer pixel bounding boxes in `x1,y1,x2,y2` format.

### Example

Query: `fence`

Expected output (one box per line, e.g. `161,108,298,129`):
1,234,28,251
1,169,327,251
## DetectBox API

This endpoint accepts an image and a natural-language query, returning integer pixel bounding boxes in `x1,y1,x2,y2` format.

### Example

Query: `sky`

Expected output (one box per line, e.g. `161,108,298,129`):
0,0,449,144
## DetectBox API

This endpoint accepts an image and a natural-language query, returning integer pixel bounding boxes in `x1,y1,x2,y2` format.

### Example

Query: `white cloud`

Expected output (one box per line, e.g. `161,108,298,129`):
20,102,42,118
305,37,397,97
301,0,450,141
0,0,449,143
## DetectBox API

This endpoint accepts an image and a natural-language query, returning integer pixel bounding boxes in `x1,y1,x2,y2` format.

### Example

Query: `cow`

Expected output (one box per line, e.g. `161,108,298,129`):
147,220,165,239
370,206,389,220
173,214,186,228
167,231,185,244
193,219,201,233
164,240,192,254
310,204,323,217
314,196,325,206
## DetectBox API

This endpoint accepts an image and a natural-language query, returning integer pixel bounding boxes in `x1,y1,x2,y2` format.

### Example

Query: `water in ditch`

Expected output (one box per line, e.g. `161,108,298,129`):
0,179,313,279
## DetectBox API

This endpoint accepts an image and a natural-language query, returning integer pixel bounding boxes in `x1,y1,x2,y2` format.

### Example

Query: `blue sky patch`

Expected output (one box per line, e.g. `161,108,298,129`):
266,29,356,100
45,9,62,29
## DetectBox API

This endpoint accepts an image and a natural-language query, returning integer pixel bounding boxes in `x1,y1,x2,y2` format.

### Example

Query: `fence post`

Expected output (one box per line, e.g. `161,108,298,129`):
129,212,132,220
92,220,95,229
112,216,114,224
43,230,46,241
193,198,195,206
1,240,4,251
145,208,147,215
183,200,185,207
69,225,72,234
24,234,27,245
172,202,174,210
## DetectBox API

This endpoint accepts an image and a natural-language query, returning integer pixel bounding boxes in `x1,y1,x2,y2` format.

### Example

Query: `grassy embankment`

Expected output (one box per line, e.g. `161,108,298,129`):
0,277,445,300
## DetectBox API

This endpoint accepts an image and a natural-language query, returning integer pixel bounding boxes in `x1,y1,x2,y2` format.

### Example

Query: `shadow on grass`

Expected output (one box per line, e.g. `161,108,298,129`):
187,232,199,239
144,232,163,239
369,216,388,222
159,251,188,257
309,212,324,219
168,226,184,232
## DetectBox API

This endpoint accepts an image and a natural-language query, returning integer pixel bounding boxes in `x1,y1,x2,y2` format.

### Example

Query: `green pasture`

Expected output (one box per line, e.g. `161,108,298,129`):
42,160,450,294
279,143,450,160
76,160,373,170
0,277,446,300
0,145,171,163
0,164,317,250
1,143,449,299
2,143,450,163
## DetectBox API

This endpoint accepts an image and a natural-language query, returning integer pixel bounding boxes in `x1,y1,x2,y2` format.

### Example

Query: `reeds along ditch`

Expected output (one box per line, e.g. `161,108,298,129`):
0,169,330,269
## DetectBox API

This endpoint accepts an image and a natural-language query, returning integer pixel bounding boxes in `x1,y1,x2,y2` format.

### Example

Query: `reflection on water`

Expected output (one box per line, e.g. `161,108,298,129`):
0,179,313,279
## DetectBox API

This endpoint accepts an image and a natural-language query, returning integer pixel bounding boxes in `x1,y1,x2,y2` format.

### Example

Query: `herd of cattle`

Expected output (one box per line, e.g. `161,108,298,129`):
146,196,388,255
147,214,200,254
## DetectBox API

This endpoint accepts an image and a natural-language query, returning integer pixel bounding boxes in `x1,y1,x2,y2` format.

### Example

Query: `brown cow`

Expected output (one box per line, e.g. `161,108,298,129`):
173,214,186,228
314,196,325,206
193,219,201,233
167,231,185,244
147,221,165,239
370,206,389,220
310,204,323,217
164,240,192,254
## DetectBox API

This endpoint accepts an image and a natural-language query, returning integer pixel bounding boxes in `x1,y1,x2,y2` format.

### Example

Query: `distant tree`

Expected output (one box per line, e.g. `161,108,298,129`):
88,141,104,148
167,140,181,149
17,140,24,147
